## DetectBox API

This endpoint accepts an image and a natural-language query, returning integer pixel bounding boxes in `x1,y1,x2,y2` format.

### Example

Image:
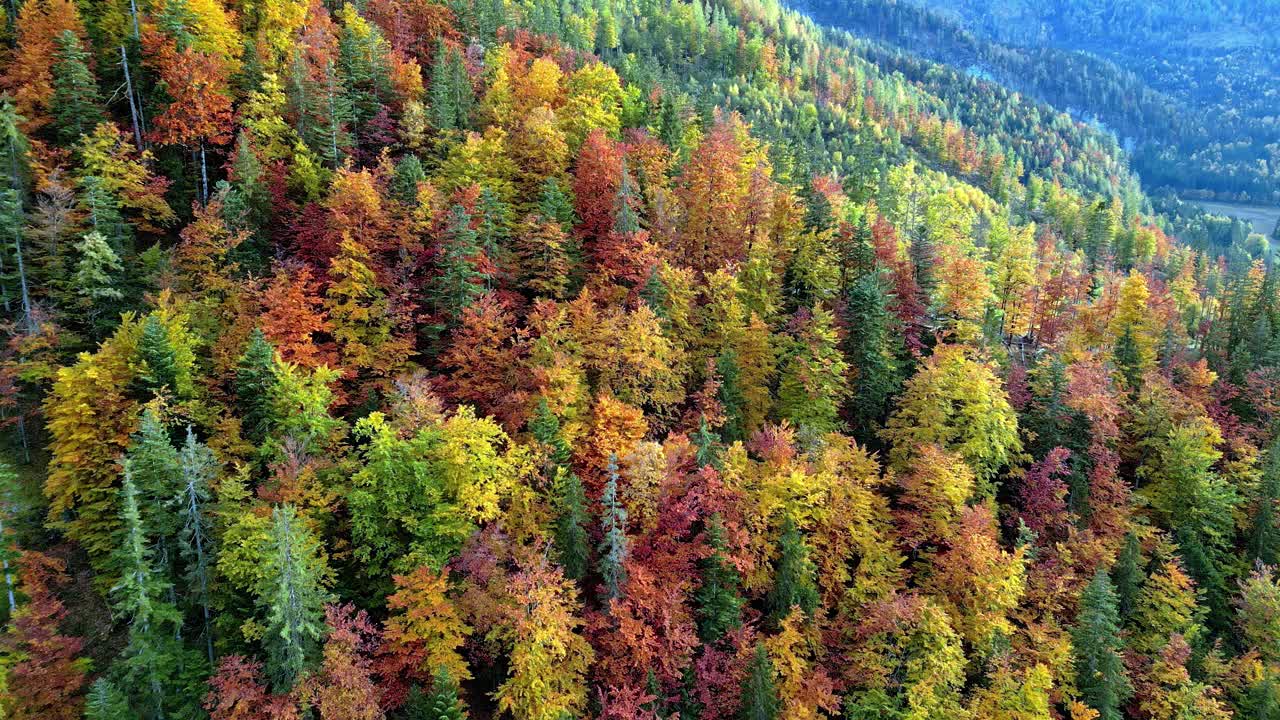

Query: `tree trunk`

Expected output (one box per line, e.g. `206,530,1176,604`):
121,46,145,151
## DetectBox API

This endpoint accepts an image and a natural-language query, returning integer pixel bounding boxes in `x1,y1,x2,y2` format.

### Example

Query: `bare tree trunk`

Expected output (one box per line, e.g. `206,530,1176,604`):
200,142,209,205
121,46,145,151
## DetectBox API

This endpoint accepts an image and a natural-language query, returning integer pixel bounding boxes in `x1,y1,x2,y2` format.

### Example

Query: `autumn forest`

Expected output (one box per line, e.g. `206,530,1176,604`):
0,0,1278,719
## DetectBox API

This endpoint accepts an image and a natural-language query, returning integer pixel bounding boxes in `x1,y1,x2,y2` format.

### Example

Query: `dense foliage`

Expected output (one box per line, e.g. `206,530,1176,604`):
0,0,1276,719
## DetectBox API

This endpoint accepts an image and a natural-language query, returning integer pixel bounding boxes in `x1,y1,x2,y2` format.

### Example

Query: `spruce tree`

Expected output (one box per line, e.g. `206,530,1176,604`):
127,409,183,544
429,40,474,132
72,230,124,333
431,204,486,329
530,398,573,466
50,30,103,145
765,517,819,624
739,643,779,720
695,514,744,642
235,329,279,444
1072,570,1132,720
716,349,748,444
599,454,629,603
425,667,466,720
259,504,329,692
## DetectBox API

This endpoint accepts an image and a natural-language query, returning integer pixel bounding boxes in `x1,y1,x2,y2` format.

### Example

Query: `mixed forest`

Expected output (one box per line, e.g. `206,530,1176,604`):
0,0,1278,719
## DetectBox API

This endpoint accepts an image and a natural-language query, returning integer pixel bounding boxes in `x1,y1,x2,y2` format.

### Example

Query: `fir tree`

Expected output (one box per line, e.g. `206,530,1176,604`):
431,204,486,329
1112,531,1144,622
72,230,124,332
137,314,180,398
695,514,744,642
842,271,901,444
765,517,819,624
235,329,279,445
429,40,474,132
1072,570,1132,720
716,348,748,444
50,30,103,145
599,454,629,603
1114,325,1144,391
126,409,183,544
739,643,779,720
1251,437,1280,566
259,504,329,692
174,427,216,663
554,467,590,582
83,679,134,720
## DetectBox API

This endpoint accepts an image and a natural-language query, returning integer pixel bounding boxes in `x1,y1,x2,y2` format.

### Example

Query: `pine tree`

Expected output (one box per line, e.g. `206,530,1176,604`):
695,514,744,642
765,517,819,624
235,329,279,445
599,454,629,603
49,30,102,145
259,504,329,692
740,643,780,720
1072,570,1132,720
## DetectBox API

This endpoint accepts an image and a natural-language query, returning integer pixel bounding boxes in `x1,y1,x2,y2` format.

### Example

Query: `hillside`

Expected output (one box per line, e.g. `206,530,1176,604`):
0,0,1278,719
796,0,1280,205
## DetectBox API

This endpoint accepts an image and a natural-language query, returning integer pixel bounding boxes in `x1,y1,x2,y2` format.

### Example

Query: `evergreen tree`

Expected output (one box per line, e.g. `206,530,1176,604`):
1072,570,1132,720
174,427,216,663
530,398,573,466
83,679,134,720
429,40,474,132
110,465,184,720
765,517,819,624
599,454,629,603
1114,325,1144,391
716,348,748,444
426,667,467,720
126,409,183,545
50,30,103,145
431,204,486,329
739,643,780,720
235,329,279,445
259,504,329,692
1112,531,1144,622
554,467,590,582
695,514,744,642
1251,437,1280,566
392,154,427,206
223,132,271,269
72,230,124,333
137,314,181,398
842,271,901,443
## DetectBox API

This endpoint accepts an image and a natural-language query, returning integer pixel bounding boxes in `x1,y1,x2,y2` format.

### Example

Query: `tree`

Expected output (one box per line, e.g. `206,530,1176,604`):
1131,558,1201,655
842,271,901,442
1251,437,1280,566
429,40,473,132
71,230,124,332
431,204,488,329
740,643,780,720
50,30,102,144
494,558,594,720
1,0,85,132
775,307,849,434
379,565,471,705
175,427,217,663
236,329,279,445
84,679,134,720
258,505,330,692
765,517,819,624
1239,564,1280,665
696,514,744,642
1072,570,1131,720
882,345,1022,497
599,454,629,603
1112,532,1144,622
554,467,591,582
305,604,384,720
1,551,89,720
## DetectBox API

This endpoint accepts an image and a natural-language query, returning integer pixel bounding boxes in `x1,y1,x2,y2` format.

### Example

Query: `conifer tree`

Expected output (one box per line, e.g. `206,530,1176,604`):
599,454,629,603
1112,532,1144,622
554,467,590,582
740,643,780,720
695,514,743,642
842,271,901,443
1072,570,1131,720
174,427,216,663
84,679,134,720
1251,437,1280,566
431,204,487,329
72,230,123,332
138,314,181,398
766,517,819,624
126,409,183,551
258,504,329,692
235,329,279,445
50,30,102,145
429,40,473,132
